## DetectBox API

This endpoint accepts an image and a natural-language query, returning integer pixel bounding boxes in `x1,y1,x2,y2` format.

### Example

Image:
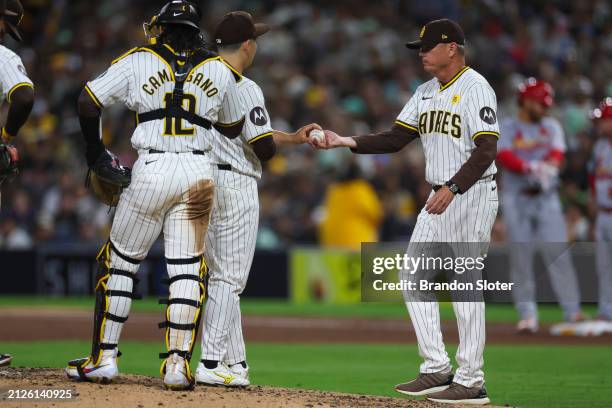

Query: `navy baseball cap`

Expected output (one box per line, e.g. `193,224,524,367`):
406,19,465,52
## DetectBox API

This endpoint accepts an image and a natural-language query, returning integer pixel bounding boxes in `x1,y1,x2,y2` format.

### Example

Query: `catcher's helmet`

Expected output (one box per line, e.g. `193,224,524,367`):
518,78,554,108
0,0,24,42
591,97,612,121
144,0,201,39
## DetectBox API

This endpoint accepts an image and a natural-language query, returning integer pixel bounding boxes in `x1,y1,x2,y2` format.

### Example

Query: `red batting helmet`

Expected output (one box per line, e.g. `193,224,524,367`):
591,97,612,120
518,78,554,108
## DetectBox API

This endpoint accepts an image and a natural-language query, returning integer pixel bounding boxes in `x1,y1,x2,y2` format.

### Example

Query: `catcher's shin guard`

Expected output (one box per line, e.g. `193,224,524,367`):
69,241,141,382
159,255,207,390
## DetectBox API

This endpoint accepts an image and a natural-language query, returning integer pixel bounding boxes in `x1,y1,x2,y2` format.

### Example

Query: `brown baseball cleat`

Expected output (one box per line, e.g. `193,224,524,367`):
394,371,454,396
427,382,490,405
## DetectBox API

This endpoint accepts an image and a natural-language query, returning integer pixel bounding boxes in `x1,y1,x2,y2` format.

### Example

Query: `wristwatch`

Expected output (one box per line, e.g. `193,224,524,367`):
445,181,461,195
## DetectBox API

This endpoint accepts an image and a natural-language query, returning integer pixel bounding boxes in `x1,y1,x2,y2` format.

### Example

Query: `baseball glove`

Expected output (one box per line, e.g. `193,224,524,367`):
0,143,19,186
86,150,131,206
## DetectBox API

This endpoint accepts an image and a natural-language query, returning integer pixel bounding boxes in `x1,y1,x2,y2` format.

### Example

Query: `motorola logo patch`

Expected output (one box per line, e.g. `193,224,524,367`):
479,107,496,124
250,106,267,126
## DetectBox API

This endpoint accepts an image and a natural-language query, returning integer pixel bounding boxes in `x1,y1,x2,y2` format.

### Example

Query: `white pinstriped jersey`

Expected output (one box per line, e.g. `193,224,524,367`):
0,45,33,104
86,45,244,153
210,76,273,179
590,139,612,208
499,116,566,193
395,67,498,186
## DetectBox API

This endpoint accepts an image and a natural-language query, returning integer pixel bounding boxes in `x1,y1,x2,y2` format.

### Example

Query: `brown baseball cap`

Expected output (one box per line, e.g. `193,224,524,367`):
406,19,465,52
214,11,270,46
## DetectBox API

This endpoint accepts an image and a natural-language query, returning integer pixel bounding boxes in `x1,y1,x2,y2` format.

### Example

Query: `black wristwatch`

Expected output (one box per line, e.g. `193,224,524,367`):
445,181,461,195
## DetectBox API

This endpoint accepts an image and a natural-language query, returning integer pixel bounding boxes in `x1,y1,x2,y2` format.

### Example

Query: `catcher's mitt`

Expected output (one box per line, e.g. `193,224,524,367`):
0,143,19,186
86,150,131,206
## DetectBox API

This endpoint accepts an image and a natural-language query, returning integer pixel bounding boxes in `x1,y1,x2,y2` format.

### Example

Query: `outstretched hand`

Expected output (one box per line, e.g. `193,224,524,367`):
293,123,322,144
309,130,356,150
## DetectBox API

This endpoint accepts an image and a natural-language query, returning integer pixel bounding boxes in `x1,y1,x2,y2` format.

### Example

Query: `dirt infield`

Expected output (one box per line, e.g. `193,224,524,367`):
0,367,458,408
0,308,610,345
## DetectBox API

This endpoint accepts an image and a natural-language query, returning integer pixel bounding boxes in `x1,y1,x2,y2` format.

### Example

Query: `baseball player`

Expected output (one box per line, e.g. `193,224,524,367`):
313,19,496,405
497,78,584,334
65,0,246,390
574,98,612,336
195,11,320,387
0,0,34,369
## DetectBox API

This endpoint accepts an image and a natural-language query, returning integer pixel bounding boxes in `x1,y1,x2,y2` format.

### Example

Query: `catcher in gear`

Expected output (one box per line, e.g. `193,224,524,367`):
66,0,245,391
0,0,34,367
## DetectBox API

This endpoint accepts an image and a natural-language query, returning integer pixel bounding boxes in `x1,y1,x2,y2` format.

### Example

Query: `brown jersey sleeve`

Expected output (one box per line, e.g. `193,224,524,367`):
350,124,419,154
450,134,498,192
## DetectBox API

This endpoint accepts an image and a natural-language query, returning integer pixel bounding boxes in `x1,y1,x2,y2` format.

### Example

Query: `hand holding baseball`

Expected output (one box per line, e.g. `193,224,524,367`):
293,123,322,144
309,129,356,150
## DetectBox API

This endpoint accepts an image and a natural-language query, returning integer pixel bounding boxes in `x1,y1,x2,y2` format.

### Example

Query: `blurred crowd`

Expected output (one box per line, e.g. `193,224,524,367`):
1,0,611,250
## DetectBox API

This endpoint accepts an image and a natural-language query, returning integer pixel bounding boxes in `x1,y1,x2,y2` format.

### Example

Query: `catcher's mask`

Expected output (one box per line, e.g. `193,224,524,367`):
0,0,24,42
143,0,202,42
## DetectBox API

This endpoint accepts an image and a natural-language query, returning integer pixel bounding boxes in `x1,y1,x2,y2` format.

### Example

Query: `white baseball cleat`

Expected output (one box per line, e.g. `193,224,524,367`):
517,318,538,334
163,354,193,390
572,319,612,337
195,361,250,387
0,353,13,367
228,362,250,384
65,350,119,383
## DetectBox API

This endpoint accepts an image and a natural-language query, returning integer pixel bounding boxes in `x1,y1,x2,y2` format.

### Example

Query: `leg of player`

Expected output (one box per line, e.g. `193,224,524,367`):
426,181,496,405
595,215,612,322
538,201,585,336
502,194,539,333
395,210,454,397
196,170,257,387
159,162,214,391
65,174,164,383
224,306,249,380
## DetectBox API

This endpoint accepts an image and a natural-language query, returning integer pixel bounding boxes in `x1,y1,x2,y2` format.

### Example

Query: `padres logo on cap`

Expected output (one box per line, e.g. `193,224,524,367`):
419,26,426,39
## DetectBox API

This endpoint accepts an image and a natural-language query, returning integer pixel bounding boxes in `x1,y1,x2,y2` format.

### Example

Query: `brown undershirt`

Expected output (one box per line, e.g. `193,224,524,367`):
350,125,498,193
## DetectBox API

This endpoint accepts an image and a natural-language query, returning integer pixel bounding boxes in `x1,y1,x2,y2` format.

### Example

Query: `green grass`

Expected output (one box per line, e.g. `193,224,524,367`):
0,340,609,408
0,295,598,323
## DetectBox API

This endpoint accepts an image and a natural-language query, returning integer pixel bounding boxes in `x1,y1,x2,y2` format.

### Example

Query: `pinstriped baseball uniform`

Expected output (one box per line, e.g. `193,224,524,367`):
201,76,273,364
590,139,612,318
397,67,498,388
499,116,581,321
84,46,245,359
0,45,33,108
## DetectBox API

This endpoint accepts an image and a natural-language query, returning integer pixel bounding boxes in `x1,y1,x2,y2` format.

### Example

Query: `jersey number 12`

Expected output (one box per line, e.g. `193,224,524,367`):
163,92,197,136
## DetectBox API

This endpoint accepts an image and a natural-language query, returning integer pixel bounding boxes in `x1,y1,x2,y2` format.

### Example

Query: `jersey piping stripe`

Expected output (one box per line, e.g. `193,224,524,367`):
7,82,33,103
439,66,470,92
472,131,500,141
186,56,222,80
219,57,243,82
248,132,273,144
84,85,103,108
394,120,419,132
216,116,245,127
111,47,139,65
137,47,176,81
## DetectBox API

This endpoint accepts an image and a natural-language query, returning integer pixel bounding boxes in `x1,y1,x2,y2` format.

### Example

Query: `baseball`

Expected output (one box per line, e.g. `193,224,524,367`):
309,129,325,143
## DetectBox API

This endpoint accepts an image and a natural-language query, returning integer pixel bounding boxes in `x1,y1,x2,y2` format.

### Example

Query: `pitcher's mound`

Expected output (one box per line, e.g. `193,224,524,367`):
1,367,441,407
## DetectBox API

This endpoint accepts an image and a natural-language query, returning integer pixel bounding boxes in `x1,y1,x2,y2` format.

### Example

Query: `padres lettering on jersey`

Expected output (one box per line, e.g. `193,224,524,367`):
396,66,499,186
85,45,244,153
0,45,34,104
209,76,273,179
